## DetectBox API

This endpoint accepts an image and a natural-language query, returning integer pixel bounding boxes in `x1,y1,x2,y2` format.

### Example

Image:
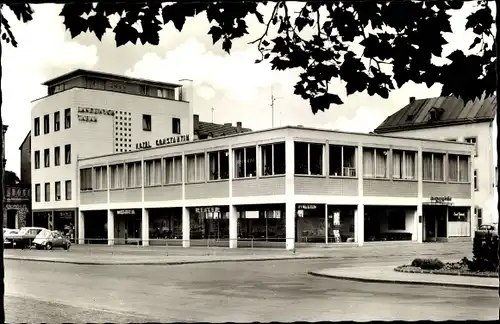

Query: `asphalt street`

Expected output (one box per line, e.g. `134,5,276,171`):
5,256,498,322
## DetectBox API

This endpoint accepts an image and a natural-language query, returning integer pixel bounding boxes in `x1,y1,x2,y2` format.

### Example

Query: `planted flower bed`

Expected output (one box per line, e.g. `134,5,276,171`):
395,257,498,278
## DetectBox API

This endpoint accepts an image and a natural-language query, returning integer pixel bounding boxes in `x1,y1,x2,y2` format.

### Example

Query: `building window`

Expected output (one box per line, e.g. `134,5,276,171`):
110,164,125,189
186,153,206,183
34,117,40,136
387,209,406,230
157,88,175,99
54,111,60,132
35,184,41,202
55,181,61,201
64,108,71,129
474,169,479,191
464,137,478,157
172,118,181,134
164,156,182,184
448,154,470,183
54,146,60,166
143,114,152,131
294,142,323,176
422,152,444,181
64,144,71,164
34,150,40,169
329,145,356,177
144,159,162,186
65,180,72,200
234,146,257,178
44,182,50,202
261,142,285,176
44,149,50,168
80,168,93,191
392,150,417,180
476,207,483,227
208,150,229,181
43,114,50,134
363,147,389,178
140,85,150,95
94,166,108,190
126,161,142,187
495,167,498,187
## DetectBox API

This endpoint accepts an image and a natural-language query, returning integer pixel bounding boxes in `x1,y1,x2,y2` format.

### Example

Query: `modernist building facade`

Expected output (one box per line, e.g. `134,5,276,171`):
374,95,497,226
30,69,196,237
78,126,475,250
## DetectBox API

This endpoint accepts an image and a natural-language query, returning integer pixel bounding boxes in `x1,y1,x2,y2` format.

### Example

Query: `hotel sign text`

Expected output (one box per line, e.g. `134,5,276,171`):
136,134,190,150
77,107,115,123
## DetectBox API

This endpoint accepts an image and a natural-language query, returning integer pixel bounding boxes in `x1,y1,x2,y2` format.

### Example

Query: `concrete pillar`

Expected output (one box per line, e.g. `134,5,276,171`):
416,204,423,243
107,210,114,245
141,208,149,246
182,206,190,248
229,205,238,248
78,210,85,244
285,138,295,251
470,206,475,241
356,204,364,247
285,201,295,251
324,204,329,244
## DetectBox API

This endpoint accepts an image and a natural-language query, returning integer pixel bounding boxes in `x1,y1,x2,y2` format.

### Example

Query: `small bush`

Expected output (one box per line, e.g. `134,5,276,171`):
411,258,445,270
470,234,499,272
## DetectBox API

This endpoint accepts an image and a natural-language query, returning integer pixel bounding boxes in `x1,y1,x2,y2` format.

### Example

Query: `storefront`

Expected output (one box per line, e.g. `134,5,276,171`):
33,211,51,228
423,196,452,241
54,210,76,242
447,206,471,237
296,204,326,243
148,208,182,245
190,206,229,241
84,210,107,244
237,204,286,242
327,205,356,243
364,206,415,241
114,209,142,244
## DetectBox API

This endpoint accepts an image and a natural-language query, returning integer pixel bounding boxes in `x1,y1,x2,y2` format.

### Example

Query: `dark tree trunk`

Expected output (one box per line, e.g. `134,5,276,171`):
496,0,500,320
0,26,5,324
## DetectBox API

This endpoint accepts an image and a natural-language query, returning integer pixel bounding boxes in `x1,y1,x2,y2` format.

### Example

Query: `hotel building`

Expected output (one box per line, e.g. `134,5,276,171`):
78,125,475,250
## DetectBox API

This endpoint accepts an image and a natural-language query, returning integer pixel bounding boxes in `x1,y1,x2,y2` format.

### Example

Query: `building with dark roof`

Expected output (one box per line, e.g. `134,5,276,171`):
374,95,498,226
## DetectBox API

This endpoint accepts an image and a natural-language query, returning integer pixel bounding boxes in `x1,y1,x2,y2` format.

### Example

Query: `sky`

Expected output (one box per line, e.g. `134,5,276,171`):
1,2,491,175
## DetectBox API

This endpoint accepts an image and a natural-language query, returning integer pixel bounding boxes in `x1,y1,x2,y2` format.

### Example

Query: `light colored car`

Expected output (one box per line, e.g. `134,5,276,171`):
9,227,46,249
33,230,71,250
3,228,19,248
474,223,499,240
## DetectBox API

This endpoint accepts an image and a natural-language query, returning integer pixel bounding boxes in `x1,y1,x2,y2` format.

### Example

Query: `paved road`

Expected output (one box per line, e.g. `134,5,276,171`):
5,256,498,322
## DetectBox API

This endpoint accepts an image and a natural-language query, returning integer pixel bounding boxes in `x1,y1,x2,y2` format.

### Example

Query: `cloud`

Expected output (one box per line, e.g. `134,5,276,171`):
2,4,98,174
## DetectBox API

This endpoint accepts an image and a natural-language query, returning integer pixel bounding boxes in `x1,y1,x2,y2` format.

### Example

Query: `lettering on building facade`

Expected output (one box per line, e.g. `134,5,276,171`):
116,209,136,215
77,114,97,123
77,107,115,123
136,134,190,150
297,204,317,210
429,196,453,205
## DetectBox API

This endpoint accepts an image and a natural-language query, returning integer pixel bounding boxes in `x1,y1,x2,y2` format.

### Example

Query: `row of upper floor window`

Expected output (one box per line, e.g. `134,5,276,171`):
80,142,472,191
141,114,181,133
34,180,72,202
33,145,72,169
446,136,478,157
34,108,71,136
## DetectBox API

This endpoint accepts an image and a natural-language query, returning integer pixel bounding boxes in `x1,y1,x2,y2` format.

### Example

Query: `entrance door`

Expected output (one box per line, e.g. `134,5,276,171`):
424,213,436,242
436,213,447,238
127,217,141,240
6,210,16,229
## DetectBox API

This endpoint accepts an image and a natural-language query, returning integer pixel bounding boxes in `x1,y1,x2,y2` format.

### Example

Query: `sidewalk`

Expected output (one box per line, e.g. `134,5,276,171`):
309,265,499,290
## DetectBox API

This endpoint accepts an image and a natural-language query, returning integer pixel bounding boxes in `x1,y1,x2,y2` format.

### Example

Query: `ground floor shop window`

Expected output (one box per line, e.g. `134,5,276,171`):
190,207,229,240
296,204,325,243
365,206,413,241
54,211,75,242
84,211,107,243
327,206,355,243
149,212,182,240
33,212,49,228
238,210,285,241
448,206,471,237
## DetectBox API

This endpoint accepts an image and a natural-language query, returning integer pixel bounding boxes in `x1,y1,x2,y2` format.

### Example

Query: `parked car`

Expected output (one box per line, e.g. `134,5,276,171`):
9,227,46,249
474,223,498,241
3,228,19,248
33,230,71,250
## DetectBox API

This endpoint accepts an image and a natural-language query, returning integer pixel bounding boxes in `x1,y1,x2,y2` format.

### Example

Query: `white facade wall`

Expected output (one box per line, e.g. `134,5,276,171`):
385,120,498,225
31,87,192,212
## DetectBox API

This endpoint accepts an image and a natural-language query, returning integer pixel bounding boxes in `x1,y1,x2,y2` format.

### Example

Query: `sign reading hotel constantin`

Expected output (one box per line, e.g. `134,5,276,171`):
136,134,190,150
429,196,453,205
77,107,115,123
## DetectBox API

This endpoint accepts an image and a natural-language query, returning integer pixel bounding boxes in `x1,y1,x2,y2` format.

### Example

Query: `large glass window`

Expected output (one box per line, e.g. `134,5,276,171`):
94,166,108,190
110,164,125,189
327,206,356,243
126,161,142,187
164,156,182,184
80,168,92,191
363,147,389,178
190,207,229,240
448,154,470,183
392,150,416,180
238,210,286,242
144,159,162,186
329,145,356,177
186,153,206,183
234,146,257,178
208,150,229,181
296,204,325,242
422,152,444,181
261,142,285,176
294,142,324,175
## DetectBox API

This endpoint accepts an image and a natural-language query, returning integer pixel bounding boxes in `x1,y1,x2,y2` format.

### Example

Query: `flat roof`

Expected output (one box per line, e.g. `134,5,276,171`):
79,125,474,162
42,69,183,89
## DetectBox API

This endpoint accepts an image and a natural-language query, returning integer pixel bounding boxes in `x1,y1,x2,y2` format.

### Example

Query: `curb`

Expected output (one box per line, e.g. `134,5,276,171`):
307,271,498,291
394,266,499,278
4,255,330,266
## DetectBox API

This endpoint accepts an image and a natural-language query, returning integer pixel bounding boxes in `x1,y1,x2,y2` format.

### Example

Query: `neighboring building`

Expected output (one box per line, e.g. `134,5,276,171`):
77,126,474,250
374,95,497,227
31,69,196,237
19,131,31,185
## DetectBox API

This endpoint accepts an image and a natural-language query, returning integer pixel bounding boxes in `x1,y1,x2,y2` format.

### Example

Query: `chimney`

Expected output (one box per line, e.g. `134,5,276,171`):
409,96,415,103
193,114,199,132
224,123,232,127
236,121,242,133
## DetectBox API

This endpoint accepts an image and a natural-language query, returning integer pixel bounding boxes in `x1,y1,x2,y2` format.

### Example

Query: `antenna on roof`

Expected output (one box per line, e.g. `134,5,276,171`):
270,87,282,128
211,106,215,123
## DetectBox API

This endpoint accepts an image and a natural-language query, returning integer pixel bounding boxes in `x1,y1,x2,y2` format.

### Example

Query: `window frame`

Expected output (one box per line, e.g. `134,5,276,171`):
208,150,229,181
391,149,417,180
44,182,50,202
55,181,61,201
93,166,108,190
64,144,71,164
65,180,72,200
142,114,152,131
126,161,143,188
80,168,93,191
328,144,357,178
448,154,470,183
362,147,390,179
144,159,163,187
163,156,183,185
54,146,60,166
34,117,40,136
422,152,445,182
110,164,125,189
172,117,181,134
260,142,286,177
43,114,50,134
44,148,50,168
464,136,478,157
34,150,40,169
294,142,324,176
185,153,206,183
234,146,258,179
54,111,60,132
64,108,71,129
35,184,41,202
474,169,479,191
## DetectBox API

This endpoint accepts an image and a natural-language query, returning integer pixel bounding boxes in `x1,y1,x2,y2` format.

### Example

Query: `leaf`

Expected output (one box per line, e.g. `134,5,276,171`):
295,16,308,32
254,11,264,24
172,15,186,32
208,25,222,44
469,37,481,51
264,53,270,59
113,20,139,47
262,40,270,47
87,14,111,41
222,38,232,53
140,21,161,46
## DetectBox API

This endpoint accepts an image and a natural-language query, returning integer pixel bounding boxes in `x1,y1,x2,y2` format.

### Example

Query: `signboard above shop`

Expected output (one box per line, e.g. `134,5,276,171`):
136,134,190,150
428,196,453,205
116,209,136,215
297,204,317,210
